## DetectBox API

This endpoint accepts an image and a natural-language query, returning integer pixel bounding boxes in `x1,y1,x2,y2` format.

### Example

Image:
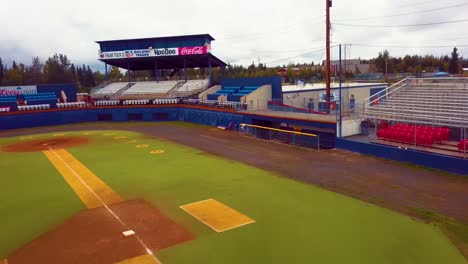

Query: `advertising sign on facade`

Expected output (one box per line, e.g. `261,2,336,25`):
98,44,211,59
0,85,37,95
178,46,208,56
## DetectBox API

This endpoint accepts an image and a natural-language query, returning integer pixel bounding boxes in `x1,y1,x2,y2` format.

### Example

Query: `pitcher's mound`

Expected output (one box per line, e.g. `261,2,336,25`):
2,137,89,152
8,199,193,264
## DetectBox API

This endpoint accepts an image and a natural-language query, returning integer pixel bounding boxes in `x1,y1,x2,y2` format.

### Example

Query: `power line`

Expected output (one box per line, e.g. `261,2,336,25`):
334,19,468,28
348,43,468,48
396,0,456,9
263,46,338,65
334,3,468,22
218,15,325,41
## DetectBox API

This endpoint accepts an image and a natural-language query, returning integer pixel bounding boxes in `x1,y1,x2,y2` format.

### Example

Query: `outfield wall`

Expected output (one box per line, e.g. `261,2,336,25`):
0,106,336,149
336,138,468,175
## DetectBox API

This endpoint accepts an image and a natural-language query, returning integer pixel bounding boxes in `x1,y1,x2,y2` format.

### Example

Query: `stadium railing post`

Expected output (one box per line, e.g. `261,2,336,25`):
317,134,320,151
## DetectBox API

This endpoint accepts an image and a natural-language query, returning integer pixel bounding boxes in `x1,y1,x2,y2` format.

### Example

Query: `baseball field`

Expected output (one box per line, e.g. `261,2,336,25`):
0,122,467,263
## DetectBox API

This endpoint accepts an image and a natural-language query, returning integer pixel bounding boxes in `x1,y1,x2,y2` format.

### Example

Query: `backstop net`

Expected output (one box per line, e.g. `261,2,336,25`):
239,123,320,150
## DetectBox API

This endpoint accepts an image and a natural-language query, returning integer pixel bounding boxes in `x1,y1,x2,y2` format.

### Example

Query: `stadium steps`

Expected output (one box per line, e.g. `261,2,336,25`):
110,83,135,99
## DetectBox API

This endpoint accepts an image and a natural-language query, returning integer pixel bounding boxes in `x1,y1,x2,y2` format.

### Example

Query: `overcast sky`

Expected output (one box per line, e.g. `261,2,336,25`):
1,0,468,71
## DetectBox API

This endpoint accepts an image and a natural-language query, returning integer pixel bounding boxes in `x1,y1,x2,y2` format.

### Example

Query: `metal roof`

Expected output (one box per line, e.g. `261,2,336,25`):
95,34,214,44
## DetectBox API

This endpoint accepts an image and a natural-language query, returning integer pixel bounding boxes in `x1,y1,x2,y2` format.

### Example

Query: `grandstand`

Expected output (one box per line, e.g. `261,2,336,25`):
174,79,209,96
93,82,131,96
358,77,468,156
227,86,260,102
364,78,468,127
122,81,179,96
0,95,17,111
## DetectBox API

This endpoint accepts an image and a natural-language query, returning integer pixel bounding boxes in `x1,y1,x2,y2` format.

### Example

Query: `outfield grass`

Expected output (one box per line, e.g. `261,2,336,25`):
0,130,466,263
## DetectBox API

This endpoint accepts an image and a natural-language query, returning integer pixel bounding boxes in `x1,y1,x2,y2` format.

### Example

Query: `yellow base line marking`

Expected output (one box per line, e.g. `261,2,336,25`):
43,148,161,263
116,254,161,264
180,199,255,233
43,149,123,208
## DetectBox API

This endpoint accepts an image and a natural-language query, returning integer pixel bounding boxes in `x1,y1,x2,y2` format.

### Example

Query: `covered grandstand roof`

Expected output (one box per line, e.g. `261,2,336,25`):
95,34,215,44
96,34,226,70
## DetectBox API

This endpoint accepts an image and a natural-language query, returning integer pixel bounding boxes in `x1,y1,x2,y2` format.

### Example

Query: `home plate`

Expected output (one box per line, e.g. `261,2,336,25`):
123,230,135,237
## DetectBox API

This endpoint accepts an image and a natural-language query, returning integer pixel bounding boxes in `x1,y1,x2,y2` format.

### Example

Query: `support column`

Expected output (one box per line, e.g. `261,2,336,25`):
154,61,159,82
127,61,131,83
104,63,109,85
184,58,188,81
208,58,212,83
338,44,342,138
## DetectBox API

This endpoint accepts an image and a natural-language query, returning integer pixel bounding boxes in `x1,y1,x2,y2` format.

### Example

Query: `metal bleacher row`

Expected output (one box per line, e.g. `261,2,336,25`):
57,102,86,108
18,104,51,111
123,100,150,105
123,81,179,95
93,80,208,98
183,99,247,110
365,81,468,127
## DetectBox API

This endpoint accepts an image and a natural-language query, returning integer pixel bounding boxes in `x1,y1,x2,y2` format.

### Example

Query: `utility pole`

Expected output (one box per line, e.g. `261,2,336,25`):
325,0,332,111
385,58,388,83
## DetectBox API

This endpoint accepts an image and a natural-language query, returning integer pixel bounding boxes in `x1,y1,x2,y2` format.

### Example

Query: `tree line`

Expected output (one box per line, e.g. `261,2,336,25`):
0,47,466,90
0,54,104,92
368,47,467,75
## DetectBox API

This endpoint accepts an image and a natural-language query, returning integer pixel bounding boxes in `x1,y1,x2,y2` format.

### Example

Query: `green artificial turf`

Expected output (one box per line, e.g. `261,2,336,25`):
0,138,85,259
60,130,465,264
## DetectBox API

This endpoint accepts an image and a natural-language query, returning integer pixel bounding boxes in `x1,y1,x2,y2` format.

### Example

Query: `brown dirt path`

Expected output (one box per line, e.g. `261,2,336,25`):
1,122,467,224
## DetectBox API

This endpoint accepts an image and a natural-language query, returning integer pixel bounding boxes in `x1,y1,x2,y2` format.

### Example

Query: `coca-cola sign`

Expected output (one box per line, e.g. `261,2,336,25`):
178,46,208,56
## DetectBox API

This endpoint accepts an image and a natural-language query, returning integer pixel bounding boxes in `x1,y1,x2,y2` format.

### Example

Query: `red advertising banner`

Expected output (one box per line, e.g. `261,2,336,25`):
178,46,208,56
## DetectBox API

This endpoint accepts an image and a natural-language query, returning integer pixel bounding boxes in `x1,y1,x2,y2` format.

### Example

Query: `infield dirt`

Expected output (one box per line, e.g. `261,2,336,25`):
7,199,193,264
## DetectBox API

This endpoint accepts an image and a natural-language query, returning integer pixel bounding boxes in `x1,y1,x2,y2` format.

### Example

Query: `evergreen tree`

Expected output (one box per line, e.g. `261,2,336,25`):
449,47,460,74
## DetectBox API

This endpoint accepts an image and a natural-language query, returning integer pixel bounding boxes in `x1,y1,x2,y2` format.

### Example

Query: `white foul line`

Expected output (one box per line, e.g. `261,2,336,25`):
47,147,160,262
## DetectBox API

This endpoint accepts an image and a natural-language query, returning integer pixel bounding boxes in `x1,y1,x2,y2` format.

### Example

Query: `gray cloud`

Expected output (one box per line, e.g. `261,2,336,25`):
1,0,467,70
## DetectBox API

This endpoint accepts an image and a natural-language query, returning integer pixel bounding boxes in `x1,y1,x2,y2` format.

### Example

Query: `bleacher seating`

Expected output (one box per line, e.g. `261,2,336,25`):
218,101,247,110
0,95,17,111
377,123,450,146
123,100,150,105
153,99,178,104
183,99,199,105
57,102,86,108
176,80,208,93
207,86,239,100
18,104,50,111
23,93,57,108
123,81,179,95
94,100,120,106
198,100,218,106
458,140,468,152
94,82,130,95
365,82,468,127
0,107,11,112
226,86,260,102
